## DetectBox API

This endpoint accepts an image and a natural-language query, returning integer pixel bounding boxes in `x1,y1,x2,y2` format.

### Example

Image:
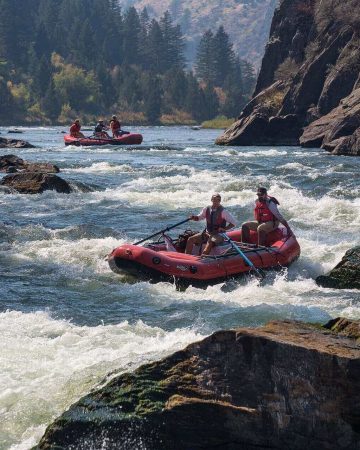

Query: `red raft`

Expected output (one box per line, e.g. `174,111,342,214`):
108,228,301,288
64,133,143,146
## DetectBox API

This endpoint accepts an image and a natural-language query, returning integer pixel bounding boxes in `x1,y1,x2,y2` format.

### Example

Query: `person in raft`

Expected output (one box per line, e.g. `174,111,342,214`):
109,115,130,137
69,119,85,138
185,193,236,256
94,120,110,138
109,115,121,137
241,187,293,246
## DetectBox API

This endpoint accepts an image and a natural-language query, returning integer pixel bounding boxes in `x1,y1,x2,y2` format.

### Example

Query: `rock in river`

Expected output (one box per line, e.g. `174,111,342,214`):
34,319,360,450
0,137,35,148
316,246,360,289
0,154,59,173
0,173,72,194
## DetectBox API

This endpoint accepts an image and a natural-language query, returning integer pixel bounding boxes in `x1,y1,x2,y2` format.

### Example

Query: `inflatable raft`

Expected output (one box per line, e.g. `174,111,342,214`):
108,228,300,287
64,133,143,146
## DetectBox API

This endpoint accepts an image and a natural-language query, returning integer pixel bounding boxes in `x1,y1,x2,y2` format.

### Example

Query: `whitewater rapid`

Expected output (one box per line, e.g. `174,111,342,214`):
0,126,359,449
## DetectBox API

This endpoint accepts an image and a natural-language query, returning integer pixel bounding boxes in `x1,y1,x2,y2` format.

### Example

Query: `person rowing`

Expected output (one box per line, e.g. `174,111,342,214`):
94,120,110,139
185,193,236,256
241,187,293,246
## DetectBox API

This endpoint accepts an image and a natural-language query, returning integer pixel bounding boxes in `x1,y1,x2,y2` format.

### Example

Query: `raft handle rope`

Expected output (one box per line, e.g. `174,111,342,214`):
220,233,265,280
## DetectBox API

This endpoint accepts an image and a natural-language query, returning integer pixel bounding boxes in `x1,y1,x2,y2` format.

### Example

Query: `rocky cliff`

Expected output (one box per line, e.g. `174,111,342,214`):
216,0,360,155
34,319,360,450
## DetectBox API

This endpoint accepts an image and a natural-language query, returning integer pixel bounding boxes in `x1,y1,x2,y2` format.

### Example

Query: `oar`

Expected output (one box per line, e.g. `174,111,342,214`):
220,233,265,280
134,218,191,245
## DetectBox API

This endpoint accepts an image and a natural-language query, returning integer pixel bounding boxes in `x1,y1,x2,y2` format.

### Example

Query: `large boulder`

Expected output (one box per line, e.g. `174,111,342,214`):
34,320,360,450
0,173,72,194
0,154,59,173
0,137,35,148
300,88,360,154
316,246,360,289
215,113,302,146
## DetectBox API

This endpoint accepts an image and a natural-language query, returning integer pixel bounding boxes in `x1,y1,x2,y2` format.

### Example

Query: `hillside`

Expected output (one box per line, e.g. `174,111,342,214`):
216,0,360,156
119,0,277,67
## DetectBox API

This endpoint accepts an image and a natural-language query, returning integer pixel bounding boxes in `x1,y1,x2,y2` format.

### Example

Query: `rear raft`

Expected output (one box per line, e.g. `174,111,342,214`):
64,133,143,146
108,228,301,288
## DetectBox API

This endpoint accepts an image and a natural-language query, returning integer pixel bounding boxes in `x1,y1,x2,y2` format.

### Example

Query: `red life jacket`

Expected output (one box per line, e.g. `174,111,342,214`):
205,206,226,233
254,196,279,223
70,123,80,135
110,119,121,131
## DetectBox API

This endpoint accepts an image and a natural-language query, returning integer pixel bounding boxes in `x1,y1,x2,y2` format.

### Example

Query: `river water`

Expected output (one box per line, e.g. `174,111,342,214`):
0,126,359,449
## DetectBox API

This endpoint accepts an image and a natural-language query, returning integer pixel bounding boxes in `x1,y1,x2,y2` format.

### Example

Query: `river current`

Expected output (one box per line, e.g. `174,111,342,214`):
0,126,359,449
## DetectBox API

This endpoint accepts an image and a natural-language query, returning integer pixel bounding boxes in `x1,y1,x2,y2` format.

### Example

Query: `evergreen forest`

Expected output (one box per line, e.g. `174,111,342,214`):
0,0,256,125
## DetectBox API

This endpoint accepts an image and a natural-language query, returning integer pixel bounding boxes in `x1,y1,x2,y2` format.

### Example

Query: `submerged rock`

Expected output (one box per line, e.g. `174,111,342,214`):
316,246,360,289
0,137,35,148
0,155,59,173
34,319,360,450
0,173,72,194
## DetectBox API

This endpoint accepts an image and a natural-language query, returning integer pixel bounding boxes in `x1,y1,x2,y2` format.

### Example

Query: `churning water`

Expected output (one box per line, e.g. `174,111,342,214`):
0,126,359,449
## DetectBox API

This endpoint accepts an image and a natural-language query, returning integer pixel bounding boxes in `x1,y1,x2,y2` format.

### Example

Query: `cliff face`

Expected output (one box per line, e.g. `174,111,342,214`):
216,0,360,155
34,319,360,450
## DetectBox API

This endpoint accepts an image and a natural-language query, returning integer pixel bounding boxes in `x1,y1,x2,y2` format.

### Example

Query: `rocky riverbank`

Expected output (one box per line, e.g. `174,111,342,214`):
216,0,360,156
34,318,360,450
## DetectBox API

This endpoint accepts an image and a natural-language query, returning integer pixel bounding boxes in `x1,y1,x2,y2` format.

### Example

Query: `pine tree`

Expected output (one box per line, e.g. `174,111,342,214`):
144,74,162,123
123,7,141,65
163,67,188,110
159,11,185,71
195,30,216,84
184,71,204,122
202,84,219,120
240,59,256,98
145,20,164,73
32,55,52,96
213,26,235,86
41,79,60,121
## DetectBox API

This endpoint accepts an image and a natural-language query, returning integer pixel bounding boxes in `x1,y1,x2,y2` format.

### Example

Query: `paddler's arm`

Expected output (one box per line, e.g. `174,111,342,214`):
218,211,236,232
189,207,207,221
268,201,293,236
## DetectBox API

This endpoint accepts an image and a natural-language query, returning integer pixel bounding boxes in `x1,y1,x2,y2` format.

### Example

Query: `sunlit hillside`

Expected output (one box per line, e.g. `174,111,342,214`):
119,0,277,67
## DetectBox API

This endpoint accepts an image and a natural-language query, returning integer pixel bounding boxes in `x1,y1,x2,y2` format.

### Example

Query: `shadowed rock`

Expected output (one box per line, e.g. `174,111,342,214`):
34,320,360,450
0,137,35,148
0,173,72,194
0,155,59,173
316,246,360,289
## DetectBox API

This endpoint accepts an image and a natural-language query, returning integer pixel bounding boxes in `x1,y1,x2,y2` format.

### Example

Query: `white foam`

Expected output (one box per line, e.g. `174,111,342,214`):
66,162,135,173
1,310,203,449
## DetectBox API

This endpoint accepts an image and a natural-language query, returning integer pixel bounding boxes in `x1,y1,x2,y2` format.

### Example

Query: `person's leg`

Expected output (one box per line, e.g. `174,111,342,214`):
257,221,279,246
185,232,204,254
202,233,224,255
241,221,258,243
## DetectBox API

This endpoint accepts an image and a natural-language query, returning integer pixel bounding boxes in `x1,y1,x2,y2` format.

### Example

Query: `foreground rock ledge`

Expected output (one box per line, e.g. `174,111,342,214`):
34,319,360,450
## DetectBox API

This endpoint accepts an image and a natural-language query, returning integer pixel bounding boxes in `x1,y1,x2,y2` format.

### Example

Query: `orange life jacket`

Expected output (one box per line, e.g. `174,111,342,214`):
110,119,121,131
205,206,226,233
254,197,279,223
